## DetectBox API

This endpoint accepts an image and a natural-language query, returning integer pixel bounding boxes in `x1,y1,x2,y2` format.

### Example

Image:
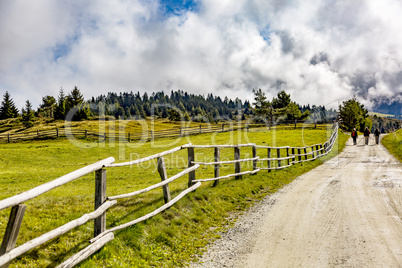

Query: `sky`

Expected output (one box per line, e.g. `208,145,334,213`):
1,0,402,110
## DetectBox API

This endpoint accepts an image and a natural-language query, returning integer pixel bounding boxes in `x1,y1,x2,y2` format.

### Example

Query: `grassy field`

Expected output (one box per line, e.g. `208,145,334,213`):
0,124,348,267
368,111,395,118
0,117,221,136
382,129,402,162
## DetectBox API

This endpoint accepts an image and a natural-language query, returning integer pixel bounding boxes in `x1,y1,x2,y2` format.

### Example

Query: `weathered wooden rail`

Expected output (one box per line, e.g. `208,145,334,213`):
0,123,253,143
0,121,327,143
0,123,338,267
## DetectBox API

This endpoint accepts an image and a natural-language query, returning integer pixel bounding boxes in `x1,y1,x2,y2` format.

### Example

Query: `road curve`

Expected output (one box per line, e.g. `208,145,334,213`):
192,136,402,267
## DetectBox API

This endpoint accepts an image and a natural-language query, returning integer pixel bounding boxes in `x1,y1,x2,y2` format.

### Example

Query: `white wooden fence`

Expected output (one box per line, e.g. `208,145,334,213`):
0,123,338,267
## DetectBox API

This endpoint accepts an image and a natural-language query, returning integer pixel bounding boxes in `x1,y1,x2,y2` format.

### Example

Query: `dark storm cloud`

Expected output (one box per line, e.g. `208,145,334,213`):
310,52,330,66
350,73,377,99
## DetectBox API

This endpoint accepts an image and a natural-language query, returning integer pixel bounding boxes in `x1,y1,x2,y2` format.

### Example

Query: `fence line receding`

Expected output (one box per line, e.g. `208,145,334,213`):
0,123,338,268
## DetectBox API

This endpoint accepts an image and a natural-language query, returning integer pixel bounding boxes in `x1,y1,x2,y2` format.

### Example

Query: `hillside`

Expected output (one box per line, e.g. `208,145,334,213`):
371,94,402,117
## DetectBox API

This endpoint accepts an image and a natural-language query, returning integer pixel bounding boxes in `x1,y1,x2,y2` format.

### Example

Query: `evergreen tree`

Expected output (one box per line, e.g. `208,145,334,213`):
0,91,19,119
339,97,368,131
40,95,56,118
77,104,91,121
115,106,125,119
168,109,182,121
66,86,84,110
286,102,302,120
252,88,275,123
272,91,291,109
55,88,67,120
134,105,140,118
125,106,131,119
139,105,147,118
66,87,88,121
21,100,35,128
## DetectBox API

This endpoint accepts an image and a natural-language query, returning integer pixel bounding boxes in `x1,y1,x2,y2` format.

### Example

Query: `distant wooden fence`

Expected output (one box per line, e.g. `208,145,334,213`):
0,120,328,143
0,124,338,267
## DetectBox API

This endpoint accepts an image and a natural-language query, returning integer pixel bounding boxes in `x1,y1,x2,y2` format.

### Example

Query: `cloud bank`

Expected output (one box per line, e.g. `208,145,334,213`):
1,0,402,109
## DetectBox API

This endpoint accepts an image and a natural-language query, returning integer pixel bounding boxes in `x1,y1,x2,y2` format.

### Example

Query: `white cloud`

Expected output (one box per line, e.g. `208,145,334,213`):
1,0,402,110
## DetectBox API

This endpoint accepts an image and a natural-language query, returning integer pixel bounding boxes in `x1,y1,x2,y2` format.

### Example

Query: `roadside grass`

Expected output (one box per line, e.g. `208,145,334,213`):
381,129,402,162
0,124,348,267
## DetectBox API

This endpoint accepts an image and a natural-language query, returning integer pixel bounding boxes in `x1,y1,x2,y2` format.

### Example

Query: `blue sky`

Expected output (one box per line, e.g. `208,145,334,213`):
1,0,402,109
160,0,199,16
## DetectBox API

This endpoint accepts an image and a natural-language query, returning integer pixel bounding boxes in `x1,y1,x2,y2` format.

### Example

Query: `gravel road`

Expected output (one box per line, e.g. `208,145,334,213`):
192,136,402,267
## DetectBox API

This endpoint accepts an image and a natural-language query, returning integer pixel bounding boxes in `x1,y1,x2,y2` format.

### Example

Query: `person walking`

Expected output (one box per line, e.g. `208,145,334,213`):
351,128,358,145
374,128,380,145
364,127,370,145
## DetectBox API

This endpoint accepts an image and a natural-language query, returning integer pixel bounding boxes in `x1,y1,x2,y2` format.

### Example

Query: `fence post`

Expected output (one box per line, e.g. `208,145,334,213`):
85,130,88,139
304,147,308,160
247,124,249,132
234,147,241,179
319,144,323,156
151,130,154,140
0,204,26,268
199,125,202,134
56,128,59,138
222,124,224,132
277,149,281,168
213,147,220,187
294,119,297,129
267,148,271,172
157,157,171,203
311,146,315,159
7,133,10,143
252,145,257,171
298,148,301,162
104,133,106,141
286,148,290,166
94,169,107,237
187,147,195,187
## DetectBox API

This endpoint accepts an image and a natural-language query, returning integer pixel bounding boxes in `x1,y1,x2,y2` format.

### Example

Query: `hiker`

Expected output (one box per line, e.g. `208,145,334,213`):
374,128,380,145
364,127,370,145
351,128,358,145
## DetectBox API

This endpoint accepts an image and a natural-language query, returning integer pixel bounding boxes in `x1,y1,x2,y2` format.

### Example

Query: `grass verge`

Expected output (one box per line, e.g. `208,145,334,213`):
0,125,348,267
381,129,402,162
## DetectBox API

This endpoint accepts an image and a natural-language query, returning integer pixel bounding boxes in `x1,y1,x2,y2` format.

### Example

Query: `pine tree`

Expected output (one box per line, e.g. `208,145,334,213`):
0,91,19,119
66,86,84,110
66,87,87,121
286,102,302,120
272,91,291,109
40,95,56,118
22,100,35,128
55,88,66,120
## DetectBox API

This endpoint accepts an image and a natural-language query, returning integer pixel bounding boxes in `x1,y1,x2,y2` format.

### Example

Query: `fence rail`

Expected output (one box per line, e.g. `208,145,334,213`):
0,123,338,267
0,120,331,143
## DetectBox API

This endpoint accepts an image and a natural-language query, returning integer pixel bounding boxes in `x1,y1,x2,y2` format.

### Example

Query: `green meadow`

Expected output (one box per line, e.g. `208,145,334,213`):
0,124,348,267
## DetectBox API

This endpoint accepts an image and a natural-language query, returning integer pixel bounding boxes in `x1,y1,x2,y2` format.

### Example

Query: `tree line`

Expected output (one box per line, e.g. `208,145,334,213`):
0,87,338,129
251,89,337,125
338,97,401,132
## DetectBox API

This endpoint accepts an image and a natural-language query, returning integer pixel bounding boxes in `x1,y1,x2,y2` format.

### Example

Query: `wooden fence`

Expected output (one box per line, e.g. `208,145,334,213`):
0,120,328,143
0,123,338,267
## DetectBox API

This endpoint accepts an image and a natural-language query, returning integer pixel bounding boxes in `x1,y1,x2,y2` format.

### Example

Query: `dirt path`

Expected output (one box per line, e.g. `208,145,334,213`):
192,136,402,267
